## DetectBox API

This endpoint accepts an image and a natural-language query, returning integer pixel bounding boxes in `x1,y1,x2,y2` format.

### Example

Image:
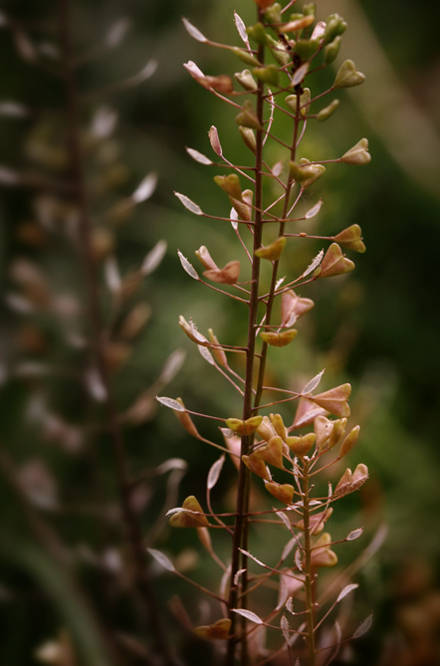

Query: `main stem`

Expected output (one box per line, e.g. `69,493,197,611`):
302,460,317,666
58,3,176,664
225,21,265,666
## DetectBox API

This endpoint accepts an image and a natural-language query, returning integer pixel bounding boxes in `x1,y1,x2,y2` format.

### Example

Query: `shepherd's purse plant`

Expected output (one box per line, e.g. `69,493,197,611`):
153,1,373,664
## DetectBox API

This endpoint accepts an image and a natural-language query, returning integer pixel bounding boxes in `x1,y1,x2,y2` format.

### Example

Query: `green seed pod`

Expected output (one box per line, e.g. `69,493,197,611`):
334,60,365,88
266,36,291,67
323,36,341,65
234,69,258,91
324,13,347,45
295,38,319,61
238,126,256,153
235,100,262,131
303,3,316,16
317,99,340,121
253,65,280,87
247,22,269,46
264,3,282,24
285,88,311,117
231,47,261,67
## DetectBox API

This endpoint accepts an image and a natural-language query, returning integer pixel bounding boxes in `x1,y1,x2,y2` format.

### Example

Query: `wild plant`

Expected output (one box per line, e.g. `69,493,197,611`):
154,1,374,664
0,2,185,664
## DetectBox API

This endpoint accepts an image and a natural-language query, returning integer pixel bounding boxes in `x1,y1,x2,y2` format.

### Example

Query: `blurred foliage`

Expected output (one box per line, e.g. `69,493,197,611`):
0,0,439,664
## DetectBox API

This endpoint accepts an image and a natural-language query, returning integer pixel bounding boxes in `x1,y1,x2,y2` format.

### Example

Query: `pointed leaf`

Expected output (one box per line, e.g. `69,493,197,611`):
185,147,213,165
147,548,175,572
208,126,223,157
234,12,250,49
294,548,304,573
347,527,364,541
292,62,310,86
182,18,208,43
337,583,359,603
178,250,199,280
207,454,225,490
281,615,290,642
232,608,263,625
302,369,325,395
198,345,215,366
353,614,373,639
174,192,203,215
156,396,185,411
301,249,324,278
132,173,157,203
305,199,323,219
141,239,167,275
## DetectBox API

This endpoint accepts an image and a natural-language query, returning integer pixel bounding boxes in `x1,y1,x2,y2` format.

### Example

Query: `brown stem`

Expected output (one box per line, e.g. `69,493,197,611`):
57,2,177,664
302,460,317,666
225,20,266,666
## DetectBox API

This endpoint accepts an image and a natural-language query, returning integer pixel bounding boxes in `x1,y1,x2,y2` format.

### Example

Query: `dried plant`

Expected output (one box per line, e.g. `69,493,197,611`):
154,1,376,664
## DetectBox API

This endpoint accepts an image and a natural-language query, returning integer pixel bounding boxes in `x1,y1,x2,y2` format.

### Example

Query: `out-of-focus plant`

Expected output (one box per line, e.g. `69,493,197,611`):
0,2,185,664
154,1,378,664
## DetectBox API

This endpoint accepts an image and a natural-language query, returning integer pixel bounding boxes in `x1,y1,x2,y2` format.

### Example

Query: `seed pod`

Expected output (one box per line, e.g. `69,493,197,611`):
317,99,340,122
334,60,365,89
265,481,294,505
339,425,360,458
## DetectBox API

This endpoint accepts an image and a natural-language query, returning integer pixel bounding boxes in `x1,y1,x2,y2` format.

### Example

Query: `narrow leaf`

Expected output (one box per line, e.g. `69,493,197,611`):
302,369,325,395
141,239,167,275
292,62,309,86
232,608,263,625
294,548,303,573
156,396,185,411
234,12,250,49
234,568,246,585
281,537,296,562
208,126,223,157
158,348,186,385
178,250,199,280
301,249,324,278
281,615,290,642
305,199,323,219
336,583,359,603
198,345,215,366
353,613,373,639
174,192,203,215
239,548,266,568
104,257,121,293
105,18,131,48
132,172,157,203
347,527,364,541
182,17,207,43
147,548,175,572
207,454,225,490
185,147,213,165
276,511,292,532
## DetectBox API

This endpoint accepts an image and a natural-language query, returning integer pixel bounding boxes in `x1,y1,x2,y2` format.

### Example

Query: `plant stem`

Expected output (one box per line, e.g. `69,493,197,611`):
302,459,317,666
225,18,265,666
58,2,177,663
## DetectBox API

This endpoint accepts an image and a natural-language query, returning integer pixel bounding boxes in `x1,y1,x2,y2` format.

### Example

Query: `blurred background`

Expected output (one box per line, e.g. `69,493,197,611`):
0,0,439,664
